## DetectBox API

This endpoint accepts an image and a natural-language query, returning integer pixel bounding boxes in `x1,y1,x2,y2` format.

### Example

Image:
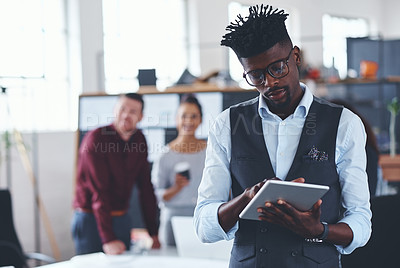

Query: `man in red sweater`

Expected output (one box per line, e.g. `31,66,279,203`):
72,93,160,255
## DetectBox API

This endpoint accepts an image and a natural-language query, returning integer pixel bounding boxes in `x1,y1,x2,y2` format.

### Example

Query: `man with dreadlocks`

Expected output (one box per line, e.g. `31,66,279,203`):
194,4,371,268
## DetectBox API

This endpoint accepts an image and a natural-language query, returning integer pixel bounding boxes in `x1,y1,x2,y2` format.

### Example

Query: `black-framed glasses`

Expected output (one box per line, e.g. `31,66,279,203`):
243,48,294,86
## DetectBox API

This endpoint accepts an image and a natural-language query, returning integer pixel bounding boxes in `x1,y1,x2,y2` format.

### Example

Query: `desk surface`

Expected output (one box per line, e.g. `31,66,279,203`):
36,247,228,268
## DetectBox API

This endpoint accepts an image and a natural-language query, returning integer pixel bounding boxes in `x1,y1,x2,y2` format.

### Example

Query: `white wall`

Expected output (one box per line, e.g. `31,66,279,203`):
187,0,230,75
381,0,400,39
79,0,105,93
0,132,76,261
1,0,400,263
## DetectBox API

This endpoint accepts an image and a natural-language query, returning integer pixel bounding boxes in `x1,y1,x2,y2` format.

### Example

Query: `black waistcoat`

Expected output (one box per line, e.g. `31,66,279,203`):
229,96,343,268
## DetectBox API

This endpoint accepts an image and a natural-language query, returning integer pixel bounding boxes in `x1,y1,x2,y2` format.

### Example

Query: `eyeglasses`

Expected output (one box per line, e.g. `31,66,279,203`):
243,48,294,87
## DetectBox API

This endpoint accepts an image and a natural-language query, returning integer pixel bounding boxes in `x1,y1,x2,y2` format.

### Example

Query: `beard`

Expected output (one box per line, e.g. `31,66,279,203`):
263,86,292,110
117,120,136,134
268,94,291,109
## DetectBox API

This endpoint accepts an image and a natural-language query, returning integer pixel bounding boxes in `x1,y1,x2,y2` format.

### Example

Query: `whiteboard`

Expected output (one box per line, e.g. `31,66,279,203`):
79,95,119,131
78,92,223,161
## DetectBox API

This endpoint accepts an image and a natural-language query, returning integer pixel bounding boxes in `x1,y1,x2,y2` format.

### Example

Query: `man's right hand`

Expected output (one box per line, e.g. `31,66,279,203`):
103,240,126,255
218,177,278,232
163,174,189,201
175,173,190,189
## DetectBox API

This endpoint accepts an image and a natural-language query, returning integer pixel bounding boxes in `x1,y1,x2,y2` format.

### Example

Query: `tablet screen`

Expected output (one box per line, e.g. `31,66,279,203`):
239,180,329,221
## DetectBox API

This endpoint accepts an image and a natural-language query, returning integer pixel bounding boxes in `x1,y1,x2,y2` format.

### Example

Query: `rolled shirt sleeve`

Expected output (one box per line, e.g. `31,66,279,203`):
77,132,116,244
335,108,372,254
137,156,159,237
194,109,238,242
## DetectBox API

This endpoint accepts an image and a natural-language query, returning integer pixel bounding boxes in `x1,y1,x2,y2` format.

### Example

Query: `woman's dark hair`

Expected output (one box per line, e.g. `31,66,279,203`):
180,94,202,118
330,99,379,154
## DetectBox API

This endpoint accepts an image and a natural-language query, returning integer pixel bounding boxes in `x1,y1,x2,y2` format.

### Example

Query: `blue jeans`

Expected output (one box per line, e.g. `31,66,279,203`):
71,211,132,255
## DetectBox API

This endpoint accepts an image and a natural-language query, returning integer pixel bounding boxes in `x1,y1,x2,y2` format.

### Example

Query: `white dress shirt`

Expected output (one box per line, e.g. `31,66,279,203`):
194,83,372,255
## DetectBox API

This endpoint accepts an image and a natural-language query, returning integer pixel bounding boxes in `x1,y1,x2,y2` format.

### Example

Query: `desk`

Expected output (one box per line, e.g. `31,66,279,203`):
36,247,229,268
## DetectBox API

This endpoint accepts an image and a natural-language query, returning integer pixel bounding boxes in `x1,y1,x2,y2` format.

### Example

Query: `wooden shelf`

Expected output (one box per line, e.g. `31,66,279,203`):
138,83,254,94
80,83,255,97
314,76,400,86
379,154,400,181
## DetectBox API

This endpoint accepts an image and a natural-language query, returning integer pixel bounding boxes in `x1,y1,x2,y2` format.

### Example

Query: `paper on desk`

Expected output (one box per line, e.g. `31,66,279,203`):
67,252,228,268
129,256,228,268
70,252,135,268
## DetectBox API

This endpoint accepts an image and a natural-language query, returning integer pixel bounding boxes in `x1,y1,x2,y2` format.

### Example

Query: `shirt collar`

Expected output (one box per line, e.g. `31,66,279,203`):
258,82,313,119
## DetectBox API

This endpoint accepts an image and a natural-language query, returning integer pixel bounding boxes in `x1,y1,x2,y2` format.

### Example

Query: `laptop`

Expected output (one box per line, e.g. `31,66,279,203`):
171,216,233,261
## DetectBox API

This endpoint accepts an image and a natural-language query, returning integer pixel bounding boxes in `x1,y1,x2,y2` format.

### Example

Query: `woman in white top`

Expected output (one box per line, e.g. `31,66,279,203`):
152,94,207,246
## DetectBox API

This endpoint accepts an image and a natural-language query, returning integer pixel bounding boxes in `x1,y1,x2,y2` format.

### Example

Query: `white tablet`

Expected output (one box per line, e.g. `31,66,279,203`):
239,180,330,221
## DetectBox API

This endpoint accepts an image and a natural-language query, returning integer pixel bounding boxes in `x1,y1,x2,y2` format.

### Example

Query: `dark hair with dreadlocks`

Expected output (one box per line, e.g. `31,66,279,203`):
221,4,291,58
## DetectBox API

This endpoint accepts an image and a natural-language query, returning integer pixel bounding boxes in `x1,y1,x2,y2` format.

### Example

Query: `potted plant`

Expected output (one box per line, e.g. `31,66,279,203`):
379,97,400,181
388,97,400,156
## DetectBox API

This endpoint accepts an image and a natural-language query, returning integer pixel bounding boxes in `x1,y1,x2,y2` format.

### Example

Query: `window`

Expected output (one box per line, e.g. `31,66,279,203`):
322,14,369,79
0,0,75,132
102,0,187,94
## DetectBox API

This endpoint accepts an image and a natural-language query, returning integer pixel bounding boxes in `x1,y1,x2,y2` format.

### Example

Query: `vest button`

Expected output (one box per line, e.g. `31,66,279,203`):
291,250,298,257
260,228,268,233
259,248,268,254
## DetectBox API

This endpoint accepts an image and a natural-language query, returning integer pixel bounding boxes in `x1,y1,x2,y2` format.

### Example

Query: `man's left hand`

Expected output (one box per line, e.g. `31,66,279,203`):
257,198,324,238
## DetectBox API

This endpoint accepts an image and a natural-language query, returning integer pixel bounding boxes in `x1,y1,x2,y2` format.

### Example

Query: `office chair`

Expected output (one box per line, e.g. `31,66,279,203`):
0,189,55,268
341,194,400,268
